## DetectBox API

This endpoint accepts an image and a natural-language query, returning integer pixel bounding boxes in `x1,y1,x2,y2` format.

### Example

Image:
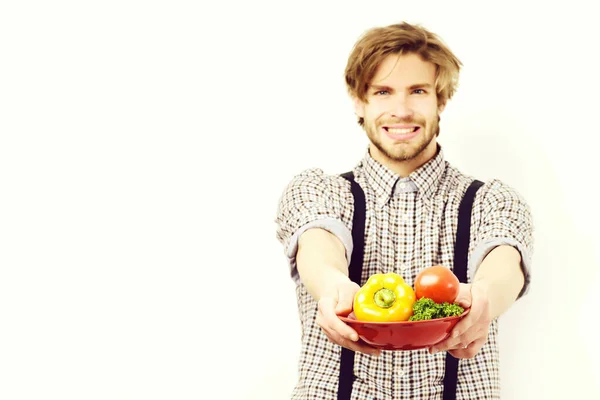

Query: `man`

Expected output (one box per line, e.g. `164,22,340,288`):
275,21,533,400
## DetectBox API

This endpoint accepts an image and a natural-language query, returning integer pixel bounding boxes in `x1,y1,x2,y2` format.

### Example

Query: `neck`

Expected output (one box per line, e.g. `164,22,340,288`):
369,141,438,178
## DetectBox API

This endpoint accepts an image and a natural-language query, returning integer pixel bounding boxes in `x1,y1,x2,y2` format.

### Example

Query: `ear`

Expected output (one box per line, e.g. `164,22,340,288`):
353,97,365,119
437,101,446,114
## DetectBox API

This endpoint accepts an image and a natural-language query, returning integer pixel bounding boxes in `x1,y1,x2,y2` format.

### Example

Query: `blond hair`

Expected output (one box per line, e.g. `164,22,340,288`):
344,22,462,125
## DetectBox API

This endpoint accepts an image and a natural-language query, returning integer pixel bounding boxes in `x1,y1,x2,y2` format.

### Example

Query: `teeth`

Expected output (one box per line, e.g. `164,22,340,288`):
387,127,416,135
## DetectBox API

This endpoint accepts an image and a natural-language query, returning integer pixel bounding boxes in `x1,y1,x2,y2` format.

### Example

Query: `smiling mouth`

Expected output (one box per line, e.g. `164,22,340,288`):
384,127,419,134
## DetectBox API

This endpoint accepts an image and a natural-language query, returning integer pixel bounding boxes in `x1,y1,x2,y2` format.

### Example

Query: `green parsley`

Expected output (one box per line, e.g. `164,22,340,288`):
409,298,464,321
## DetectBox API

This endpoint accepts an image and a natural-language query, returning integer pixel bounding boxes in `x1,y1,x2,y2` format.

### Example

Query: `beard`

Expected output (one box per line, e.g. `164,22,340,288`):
365,115,440,162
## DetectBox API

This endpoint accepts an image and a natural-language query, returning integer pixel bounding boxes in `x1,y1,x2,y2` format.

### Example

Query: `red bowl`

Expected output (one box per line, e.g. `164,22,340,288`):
339,310,469,350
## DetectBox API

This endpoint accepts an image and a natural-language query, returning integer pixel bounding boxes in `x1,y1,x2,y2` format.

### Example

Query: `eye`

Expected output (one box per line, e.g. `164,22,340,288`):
412,89,427,94
374,90,389,95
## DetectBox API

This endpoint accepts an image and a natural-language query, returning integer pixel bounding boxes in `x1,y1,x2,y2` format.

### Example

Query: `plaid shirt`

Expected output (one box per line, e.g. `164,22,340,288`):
275,146,533,400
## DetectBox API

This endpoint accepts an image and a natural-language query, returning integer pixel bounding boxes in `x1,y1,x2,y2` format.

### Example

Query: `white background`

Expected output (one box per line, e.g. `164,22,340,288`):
1,1,599,399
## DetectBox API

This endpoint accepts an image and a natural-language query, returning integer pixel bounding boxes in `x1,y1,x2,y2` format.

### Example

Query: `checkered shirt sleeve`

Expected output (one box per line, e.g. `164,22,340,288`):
470,179,534,297
275,168,355,282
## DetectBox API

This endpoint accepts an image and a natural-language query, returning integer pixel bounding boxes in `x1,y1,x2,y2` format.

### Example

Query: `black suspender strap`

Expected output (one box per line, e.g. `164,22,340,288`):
338,172,484,400
337,171,366,400
442,179,484,400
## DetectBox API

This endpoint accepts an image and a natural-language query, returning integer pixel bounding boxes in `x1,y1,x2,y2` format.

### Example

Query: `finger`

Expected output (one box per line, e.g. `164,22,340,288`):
323,328,381,356
453,325,488,350
451,310,479,335
443,303,482,341
334,288,355,315
430,322,484,353
447,336,486,359
430,317,487,354
445,324,485,350
430,326,467,353
454,283,472,309
318,298,358,341
324,330,378,355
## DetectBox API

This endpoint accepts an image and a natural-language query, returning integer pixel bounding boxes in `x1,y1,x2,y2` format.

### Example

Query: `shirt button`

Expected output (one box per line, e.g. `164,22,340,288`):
398,182,406,189
401,214,409,221
400,264,409,271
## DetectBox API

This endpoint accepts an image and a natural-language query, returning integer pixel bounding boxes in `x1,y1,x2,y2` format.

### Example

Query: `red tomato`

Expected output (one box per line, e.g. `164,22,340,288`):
414,265,460,304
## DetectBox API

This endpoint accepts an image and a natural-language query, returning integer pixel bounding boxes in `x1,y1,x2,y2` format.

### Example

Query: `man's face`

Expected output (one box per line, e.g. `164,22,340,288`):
354,52,443,164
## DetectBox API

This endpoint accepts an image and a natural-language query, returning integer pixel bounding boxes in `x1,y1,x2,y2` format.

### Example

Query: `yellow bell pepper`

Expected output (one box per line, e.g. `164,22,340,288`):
353,272,416,322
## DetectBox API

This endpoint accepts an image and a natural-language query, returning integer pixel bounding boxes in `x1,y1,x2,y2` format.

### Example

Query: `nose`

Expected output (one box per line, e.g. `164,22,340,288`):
389,96,414,120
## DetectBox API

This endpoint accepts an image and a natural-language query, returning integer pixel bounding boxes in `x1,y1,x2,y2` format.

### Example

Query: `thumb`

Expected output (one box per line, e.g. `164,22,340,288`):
334,288,356,315
454,283,472,308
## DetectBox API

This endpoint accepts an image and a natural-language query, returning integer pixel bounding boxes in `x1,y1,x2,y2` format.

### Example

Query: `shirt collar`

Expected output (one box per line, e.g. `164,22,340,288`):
360,145,446,207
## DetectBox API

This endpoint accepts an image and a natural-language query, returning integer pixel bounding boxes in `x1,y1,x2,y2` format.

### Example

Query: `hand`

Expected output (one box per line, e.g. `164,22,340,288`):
316,280,381,356
429,282,491,358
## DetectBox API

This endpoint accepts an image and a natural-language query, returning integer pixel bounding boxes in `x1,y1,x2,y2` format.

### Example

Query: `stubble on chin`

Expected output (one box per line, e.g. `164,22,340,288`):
368,129,433,162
